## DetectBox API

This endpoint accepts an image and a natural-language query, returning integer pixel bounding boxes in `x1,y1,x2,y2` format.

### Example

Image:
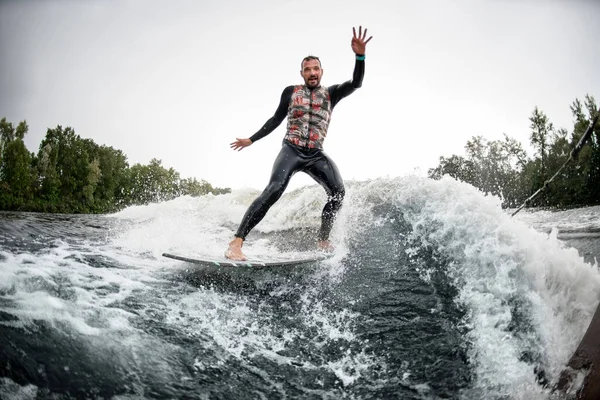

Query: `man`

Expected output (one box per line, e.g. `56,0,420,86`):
225,26,373,261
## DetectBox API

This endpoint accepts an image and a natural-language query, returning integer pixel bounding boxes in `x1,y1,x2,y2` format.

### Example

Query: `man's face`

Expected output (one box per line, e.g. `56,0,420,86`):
301,59,323,89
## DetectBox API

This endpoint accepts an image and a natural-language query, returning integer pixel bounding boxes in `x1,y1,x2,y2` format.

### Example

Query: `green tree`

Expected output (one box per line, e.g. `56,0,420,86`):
125,158,181,205
570,95,600,204
429,134,529,207
94,145,129,211
428,154,474,183
529,109,552,174
37,141,61,207
0,119,34,209
1,117,229,213
37,126,98,211
428,96,598,210
527,108,554,206
83,157,101,207
179,177,216,197
542,127,575,206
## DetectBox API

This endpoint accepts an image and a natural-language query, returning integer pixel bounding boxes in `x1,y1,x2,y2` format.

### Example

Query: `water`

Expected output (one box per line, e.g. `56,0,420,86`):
1,176,599,399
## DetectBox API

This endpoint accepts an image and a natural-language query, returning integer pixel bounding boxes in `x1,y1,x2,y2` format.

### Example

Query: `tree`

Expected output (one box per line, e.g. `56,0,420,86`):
1,117,229,213
0,119,34,209
529,108,553,182
429,96,599,210
428,154,474,183
36,126,100,211
429,134,529,207
125,158,181,205
179,177,215,197
570,95,600,204
94,145,129,211
37,141,61,207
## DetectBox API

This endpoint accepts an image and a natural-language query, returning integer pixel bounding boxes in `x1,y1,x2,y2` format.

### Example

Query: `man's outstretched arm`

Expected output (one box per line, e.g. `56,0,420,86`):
230,86,294,151
330,26,373,109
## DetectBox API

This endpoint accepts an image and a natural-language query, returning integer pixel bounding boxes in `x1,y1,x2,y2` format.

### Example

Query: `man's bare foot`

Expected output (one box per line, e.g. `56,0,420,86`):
317,240,335,252
225,237,247,261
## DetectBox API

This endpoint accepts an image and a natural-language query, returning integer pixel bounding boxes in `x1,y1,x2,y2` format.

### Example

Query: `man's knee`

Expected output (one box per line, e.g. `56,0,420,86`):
263,182,287,204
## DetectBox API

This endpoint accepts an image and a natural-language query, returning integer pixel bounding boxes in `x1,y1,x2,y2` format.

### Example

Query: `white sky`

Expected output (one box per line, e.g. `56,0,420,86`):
1,0,598,191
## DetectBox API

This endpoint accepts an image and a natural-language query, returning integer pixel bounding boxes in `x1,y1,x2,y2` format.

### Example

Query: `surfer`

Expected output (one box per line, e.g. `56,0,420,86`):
225,26,373,261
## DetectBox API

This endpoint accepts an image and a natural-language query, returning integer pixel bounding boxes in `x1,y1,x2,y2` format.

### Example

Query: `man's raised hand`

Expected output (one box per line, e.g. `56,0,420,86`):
351,26,373,55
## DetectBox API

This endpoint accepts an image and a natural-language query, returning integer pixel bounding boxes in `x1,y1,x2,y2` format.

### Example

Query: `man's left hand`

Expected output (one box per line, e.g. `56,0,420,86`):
351,26,373,55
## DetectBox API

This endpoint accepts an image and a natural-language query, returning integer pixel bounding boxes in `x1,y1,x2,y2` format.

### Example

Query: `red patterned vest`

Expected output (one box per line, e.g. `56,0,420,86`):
284,85,332,149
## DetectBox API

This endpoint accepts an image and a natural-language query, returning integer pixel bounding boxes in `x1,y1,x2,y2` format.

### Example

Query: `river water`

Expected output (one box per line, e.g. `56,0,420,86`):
1,176,599,399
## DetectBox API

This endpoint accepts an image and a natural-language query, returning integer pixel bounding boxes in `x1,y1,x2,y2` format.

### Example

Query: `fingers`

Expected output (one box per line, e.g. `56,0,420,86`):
352,26,373,43
230,138,249,151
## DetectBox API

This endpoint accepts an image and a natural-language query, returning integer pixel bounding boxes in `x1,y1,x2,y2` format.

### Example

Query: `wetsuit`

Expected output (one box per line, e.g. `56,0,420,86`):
234,57,366,241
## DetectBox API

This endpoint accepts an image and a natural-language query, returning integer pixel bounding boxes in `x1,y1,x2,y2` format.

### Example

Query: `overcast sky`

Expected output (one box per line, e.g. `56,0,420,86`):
1,0,598,191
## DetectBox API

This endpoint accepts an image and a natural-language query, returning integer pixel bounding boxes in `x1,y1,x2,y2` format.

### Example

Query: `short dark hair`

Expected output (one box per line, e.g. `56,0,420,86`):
301,55,321,69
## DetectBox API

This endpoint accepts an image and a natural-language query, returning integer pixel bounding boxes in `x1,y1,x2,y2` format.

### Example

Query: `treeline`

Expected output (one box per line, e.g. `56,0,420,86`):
428,95,599,209
0,119,230,213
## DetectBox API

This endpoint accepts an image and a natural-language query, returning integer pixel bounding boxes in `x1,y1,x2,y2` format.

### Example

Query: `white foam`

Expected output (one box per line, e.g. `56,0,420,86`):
0,377,38,400
343,175,600,398
2,176,599,397
104,178,600,396
514,205,600,233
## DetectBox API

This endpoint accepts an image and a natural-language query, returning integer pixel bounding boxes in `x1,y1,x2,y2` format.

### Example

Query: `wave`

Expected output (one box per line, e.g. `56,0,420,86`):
1,175,598,399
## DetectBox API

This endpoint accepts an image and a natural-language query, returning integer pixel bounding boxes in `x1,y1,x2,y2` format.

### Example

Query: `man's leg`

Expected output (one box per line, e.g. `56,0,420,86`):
305,152,345,249
226,145,301,260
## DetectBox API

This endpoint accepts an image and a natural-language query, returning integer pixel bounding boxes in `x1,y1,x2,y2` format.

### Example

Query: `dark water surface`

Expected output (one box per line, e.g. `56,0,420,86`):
1,179,599,399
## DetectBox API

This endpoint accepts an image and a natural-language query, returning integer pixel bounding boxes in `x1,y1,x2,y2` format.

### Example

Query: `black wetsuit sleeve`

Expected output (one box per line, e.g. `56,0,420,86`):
329,57,365,110
249,86,294,143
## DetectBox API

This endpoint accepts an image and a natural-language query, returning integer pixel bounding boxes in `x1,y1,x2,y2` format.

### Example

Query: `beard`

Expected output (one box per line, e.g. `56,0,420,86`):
305,76,320,88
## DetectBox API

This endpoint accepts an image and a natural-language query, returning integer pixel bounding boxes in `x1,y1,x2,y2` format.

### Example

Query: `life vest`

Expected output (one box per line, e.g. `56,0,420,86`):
284,85,332,149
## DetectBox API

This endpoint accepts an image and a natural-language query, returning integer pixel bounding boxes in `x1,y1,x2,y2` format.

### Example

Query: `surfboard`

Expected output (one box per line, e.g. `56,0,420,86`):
162,252,332,268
